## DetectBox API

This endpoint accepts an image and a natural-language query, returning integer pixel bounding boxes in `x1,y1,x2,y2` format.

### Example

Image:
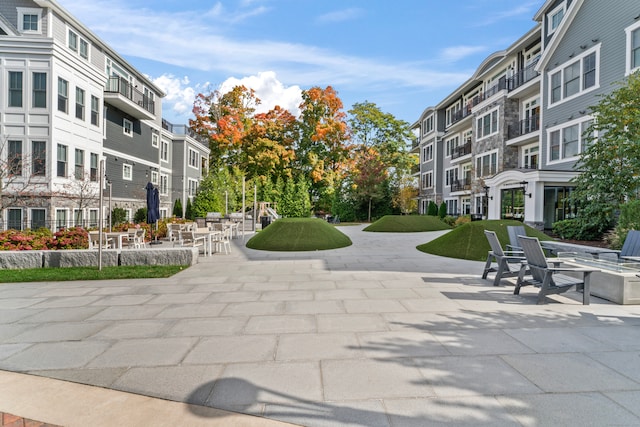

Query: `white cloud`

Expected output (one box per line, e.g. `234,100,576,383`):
56,0,469,93
438,46,487,63
219,71,303,116
317,8,364,24
151,74,200,120
473,1,539,26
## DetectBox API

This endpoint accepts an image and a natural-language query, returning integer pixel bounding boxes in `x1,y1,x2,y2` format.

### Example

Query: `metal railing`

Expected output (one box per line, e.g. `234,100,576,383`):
451,142,472,160
451,178,472,192
162,119,209,145
508,115,540,139
105,77,155,115
507,58,540,91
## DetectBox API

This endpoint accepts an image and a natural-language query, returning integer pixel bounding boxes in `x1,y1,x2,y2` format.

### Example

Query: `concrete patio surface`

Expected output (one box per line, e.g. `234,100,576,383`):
1,224,640,426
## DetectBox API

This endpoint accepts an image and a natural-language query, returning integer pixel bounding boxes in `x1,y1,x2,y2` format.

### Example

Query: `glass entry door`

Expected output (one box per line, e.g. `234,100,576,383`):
501,188,525,221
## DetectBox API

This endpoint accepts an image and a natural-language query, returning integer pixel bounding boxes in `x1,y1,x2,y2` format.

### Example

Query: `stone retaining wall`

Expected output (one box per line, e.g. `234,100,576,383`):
0,248,199,270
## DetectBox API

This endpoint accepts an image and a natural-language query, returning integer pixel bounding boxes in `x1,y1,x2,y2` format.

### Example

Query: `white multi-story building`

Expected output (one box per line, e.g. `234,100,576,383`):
0,0,209,230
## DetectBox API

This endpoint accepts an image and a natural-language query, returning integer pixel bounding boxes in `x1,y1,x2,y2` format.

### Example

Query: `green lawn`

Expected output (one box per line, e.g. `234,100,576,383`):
0,264,187,283
364,215,452,232
246,218,352,251
417,219,552,261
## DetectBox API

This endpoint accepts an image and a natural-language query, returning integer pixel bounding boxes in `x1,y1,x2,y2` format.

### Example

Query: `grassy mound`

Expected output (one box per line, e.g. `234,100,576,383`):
364,215,452,232
246,218,352,251
417,219,552,261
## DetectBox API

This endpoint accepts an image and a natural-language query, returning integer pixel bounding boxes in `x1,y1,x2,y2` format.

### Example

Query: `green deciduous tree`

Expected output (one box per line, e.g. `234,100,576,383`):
570,71,640,238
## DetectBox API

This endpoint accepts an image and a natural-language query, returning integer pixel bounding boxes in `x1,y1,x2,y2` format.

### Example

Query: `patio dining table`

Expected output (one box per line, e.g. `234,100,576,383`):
194,229,222,256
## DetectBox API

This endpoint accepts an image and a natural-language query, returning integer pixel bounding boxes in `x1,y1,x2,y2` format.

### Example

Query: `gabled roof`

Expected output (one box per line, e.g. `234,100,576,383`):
0,14,18,36
534,0,560,22
535,0,585,71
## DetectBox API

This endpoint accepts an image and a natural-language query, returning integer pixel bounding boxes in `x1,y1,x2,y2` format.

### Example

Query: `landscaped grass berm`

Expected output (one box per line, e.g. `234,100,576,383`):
364,215,452,232
417,219,552,261
246,218,352,251
0,265,187,283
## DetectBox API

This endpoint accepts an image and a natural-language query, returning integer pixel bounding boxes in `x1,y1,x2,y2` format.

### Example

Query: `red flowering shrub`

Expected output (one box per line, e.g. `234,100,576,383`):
52,227,88,249
0,227,88,250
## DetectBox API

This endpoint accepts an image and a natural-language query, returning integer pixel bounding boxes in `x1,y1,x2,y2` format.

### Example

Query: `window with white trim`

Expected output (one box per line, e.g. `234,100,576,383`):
462,129,473,145
548,118,593,163
151,170,158,185
188,148,199,168
160,139,168,161
74,148,84,179
68,30,78,52
79,39,89,60
522,144,539,169
159,174,168,195
8,71,23,108
75,87,85,120
90,153,98,181
422,144,433,163
548,46,599,106
90,95,99,126
445,199,458,216
123,163,132,180
625,20,640,74
188,178,198,197
445,135,459,157
422,172,433,189
8,140,22,176
547,3,565,35
55,209,67,230
32,72,46,108
58,78,68,113
422,114,434,136
475,151,498,178
152,134,159,148
445,168,458,187
17,8,42,34
476,108,499,139
123,118,133,137
446,103,461,127
57,144,67,177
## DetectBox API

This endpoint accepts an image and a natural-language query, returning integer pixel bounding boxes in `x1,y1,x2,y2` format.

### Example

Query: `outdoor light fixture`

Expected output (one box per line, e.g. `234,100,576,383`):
520,181,532,198
483,185,493,200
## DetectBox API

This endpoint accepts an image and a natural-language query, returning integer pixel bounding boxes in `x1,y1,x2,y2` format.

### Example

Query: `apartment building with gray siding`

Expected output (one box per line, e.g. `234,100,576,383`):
414,0,639,230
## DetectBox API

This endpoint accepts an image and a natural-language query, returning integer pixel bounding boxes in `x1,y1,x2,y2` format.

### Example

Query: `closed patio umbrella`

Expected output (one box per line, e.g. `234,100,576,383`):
146,182,159,243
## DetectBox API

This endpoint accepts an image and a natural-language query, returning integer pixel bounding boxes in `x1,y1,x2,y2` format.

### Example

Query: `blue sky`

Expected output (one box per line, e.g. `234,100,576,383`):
57,0,541,126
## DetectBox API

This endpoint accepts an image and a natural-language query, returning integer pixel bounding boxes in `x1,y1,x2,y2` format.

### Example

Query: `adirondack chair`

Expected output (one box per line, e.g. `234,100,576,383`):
589,229,640,260
515,235,598,305
482,230,527,286
506,225,526,251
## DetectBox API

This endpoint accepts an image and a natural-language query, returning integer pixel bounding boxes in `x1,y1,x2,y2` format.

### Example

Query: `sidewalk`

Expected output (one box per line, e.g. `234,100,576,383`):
1,225,640,426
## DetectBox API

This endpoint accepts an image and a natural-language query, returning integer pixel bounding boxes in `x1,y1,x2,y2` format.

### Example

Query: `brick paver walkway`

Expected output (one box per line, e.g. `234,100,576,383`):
1,412,61,427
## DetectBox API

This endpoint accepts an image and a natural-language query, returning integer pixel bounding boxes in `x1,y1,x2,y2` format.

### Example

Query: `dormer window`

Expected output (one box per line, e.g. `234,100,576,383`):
17,8,42,34
547,3,566,36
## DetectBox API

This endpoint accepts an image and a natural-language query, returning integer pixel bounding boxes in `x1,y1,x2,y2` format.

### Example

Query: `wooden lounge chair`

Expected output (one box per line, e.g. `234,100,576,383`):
482,230,527,286
506,225,526,251
515,235,598,305
589,229,640,260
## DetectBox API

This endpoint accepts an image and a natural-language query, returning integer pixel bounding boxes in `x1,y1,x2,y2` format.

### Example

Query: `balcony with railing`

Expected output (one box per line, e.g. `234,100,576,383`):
508,115,540,140
451,178,472,193
508,58,540,92
451,142,472,160
104,76,155,120
162,119,210,145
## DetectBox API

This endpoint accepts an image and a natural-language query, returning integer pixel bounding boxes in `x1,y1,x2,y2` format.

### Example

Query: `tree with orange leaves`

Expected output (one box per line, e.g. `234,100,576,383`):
243,105,297,180
190,85,259,170
297,86,351,211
